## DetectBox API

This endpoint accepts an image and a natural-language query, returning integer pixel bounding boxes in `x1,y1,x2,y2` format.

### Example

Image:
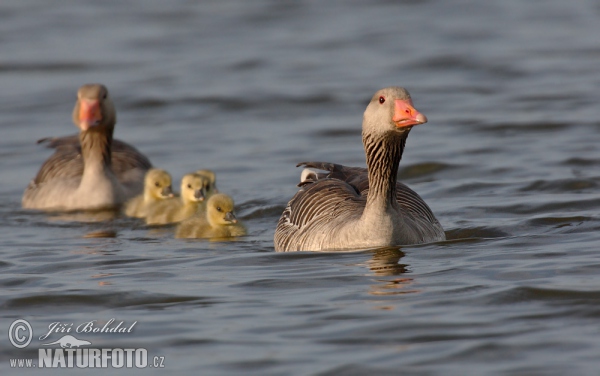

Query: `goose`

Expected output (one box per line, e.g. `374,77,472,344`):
34,136,152,186
274,86,445,252
175,193,246,239
22,84,150,211
145,172,211,225
124,168,174,218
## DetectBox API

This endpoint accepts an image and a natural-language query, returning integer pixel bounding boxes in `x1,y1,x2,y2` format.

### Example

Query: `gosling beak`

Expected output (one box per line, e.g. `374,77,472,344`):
78,99,102,131
224,211,237,224
161,186,174,198
392,98,427,128
194,189,205,202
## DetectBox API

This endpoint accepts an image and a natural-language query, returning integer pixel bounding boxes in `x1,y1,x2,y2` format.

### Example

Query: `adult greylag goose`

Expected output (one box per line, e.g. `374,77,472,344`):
124,168,174,218
35,137,152,186
176,193,246,239
145,172,212,225
274,87,445,252
22,84,150,211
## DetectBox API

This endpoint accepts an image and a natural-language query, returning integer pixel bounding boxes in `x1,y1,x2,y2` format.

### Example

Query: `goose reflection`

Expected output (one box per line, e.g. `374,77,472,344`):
367,246,408,276
366,246,417,297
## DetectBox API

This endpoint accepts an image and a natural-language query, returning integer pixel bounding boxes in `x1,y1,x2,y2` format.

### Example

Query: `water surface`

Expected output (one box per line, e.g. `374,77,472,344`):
2,0,600,374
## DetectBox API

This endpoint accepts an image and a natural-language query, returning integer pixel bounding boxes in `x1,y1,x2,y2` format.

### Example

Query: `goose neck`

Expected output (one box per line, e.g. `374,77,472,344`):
79,126,113,174
363,131,408,209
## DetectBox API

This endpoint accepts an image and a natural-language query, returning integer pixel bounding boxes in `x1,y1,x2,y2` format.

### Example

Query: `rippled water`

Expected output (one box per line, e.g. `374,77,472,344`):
2,0,600,374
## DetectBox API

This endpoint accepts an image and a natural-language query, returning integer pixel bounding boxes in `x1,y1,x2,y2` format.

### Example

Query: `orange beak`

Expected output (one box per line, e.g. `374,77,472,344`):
392,99,427,128
78,99,102,130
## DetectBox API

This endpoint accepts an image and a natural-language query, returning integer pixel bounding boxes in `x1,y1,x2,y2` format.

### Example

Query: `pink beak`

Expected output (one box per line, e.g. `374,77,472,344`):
78,99,102,130
392,99,427,128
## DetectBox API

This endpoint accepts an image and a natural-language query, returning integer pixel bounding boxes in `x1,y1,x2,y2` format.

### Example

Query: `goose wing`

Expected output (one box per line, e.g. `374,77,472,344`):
297,161,439,225
34,135,152,185
275,178,365,252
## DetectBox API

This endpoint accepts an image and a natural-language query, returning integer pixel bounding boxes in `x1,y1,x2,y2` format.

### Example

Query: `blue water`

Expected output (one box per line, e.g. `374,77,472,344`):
2,0,600,374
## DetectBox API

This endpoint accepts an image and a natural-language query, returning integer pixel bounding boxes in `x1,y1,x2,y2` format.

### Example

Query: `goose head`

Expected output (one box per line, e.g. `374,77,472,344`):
180,173,210,203
362,87,427,138
145,169,174,199
206,193,238,226
72,84,116,132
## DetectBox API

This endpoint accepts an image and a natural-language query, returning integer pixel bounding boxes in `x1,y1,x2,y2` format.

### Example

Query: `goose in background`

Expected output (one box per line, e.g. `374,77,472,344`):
145,172,212,225
274,87,445,252
124,168,174,218
22,84,150,211
176,193,246,239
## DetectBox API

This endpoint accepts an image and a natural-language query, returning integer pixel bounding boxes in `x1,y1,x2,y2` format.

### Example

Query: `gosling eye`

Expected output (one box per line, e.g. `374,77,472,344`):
216,207,222,212
379,96,385,104
187,184,192,189
155,182,160,187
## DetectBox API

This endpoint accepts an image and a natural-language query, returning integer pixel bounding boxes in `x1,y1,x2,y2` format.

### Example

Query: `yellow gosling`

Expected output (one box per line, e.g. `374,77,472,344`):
176,193,246,239
124,168,174,218
195,169,218,195
145,173,209,225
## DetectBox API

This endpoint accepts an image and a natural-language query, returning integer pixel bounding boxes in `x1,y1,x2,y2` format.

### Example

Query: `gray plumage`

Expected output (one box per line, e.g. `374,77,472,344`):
22,84,151,211
274,87,445,252
34,135,151,186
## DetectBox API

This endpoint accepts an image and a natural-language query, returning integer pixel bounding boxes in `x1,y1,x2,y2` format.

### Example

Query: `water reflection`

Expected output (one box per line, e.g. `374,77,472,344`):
366,247,408,276
365,247,418,298
47,209,120,223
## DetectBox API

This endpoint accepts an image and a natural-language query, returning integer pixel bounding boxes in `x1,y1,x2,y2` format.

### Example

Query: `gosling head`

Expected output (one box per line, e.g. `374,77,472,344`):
196,170,219,199
362,86,427,139
180,173,210,203
72,84,116,132
144,169,174,200
206,193,238,226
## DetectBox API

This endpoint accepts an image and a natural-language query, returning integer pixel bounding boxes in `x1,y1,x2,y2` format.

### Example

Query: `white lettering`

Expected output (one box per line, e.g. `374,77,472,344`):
37,348,149,368
128,321,137,333
135,349,147,368
76,320,95,333
65,349,75,367
124,349,135,367
112,348,124,368
101,348,111,367
100,318,115,333
89,348,101,368
76,349,88,368
39,322,73,341
39,349,52,368
52,349,66,368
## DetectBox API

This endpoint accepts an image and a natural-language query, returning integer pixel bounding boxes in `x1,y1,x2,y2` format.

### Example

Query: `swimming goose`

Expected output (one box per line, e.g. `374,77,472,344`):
22,84,149,211
35,136,152,187
145,172,211,225
274,87,445,252
176,193,246,239
124,168,174,218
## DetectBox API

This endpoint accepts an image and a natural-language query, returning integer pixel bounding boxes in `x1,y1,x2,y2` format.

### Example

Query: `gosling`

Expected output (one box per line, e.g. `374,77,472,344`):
124,168,174,218
176,193,246,239
195,169,218,195
145,172,211,225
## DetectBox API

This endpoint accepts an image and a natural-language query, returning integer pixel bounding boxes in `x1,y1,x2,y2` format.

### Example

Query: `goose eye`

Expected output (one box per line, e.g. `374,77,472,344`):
102,92,107,99
379,96,385,104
